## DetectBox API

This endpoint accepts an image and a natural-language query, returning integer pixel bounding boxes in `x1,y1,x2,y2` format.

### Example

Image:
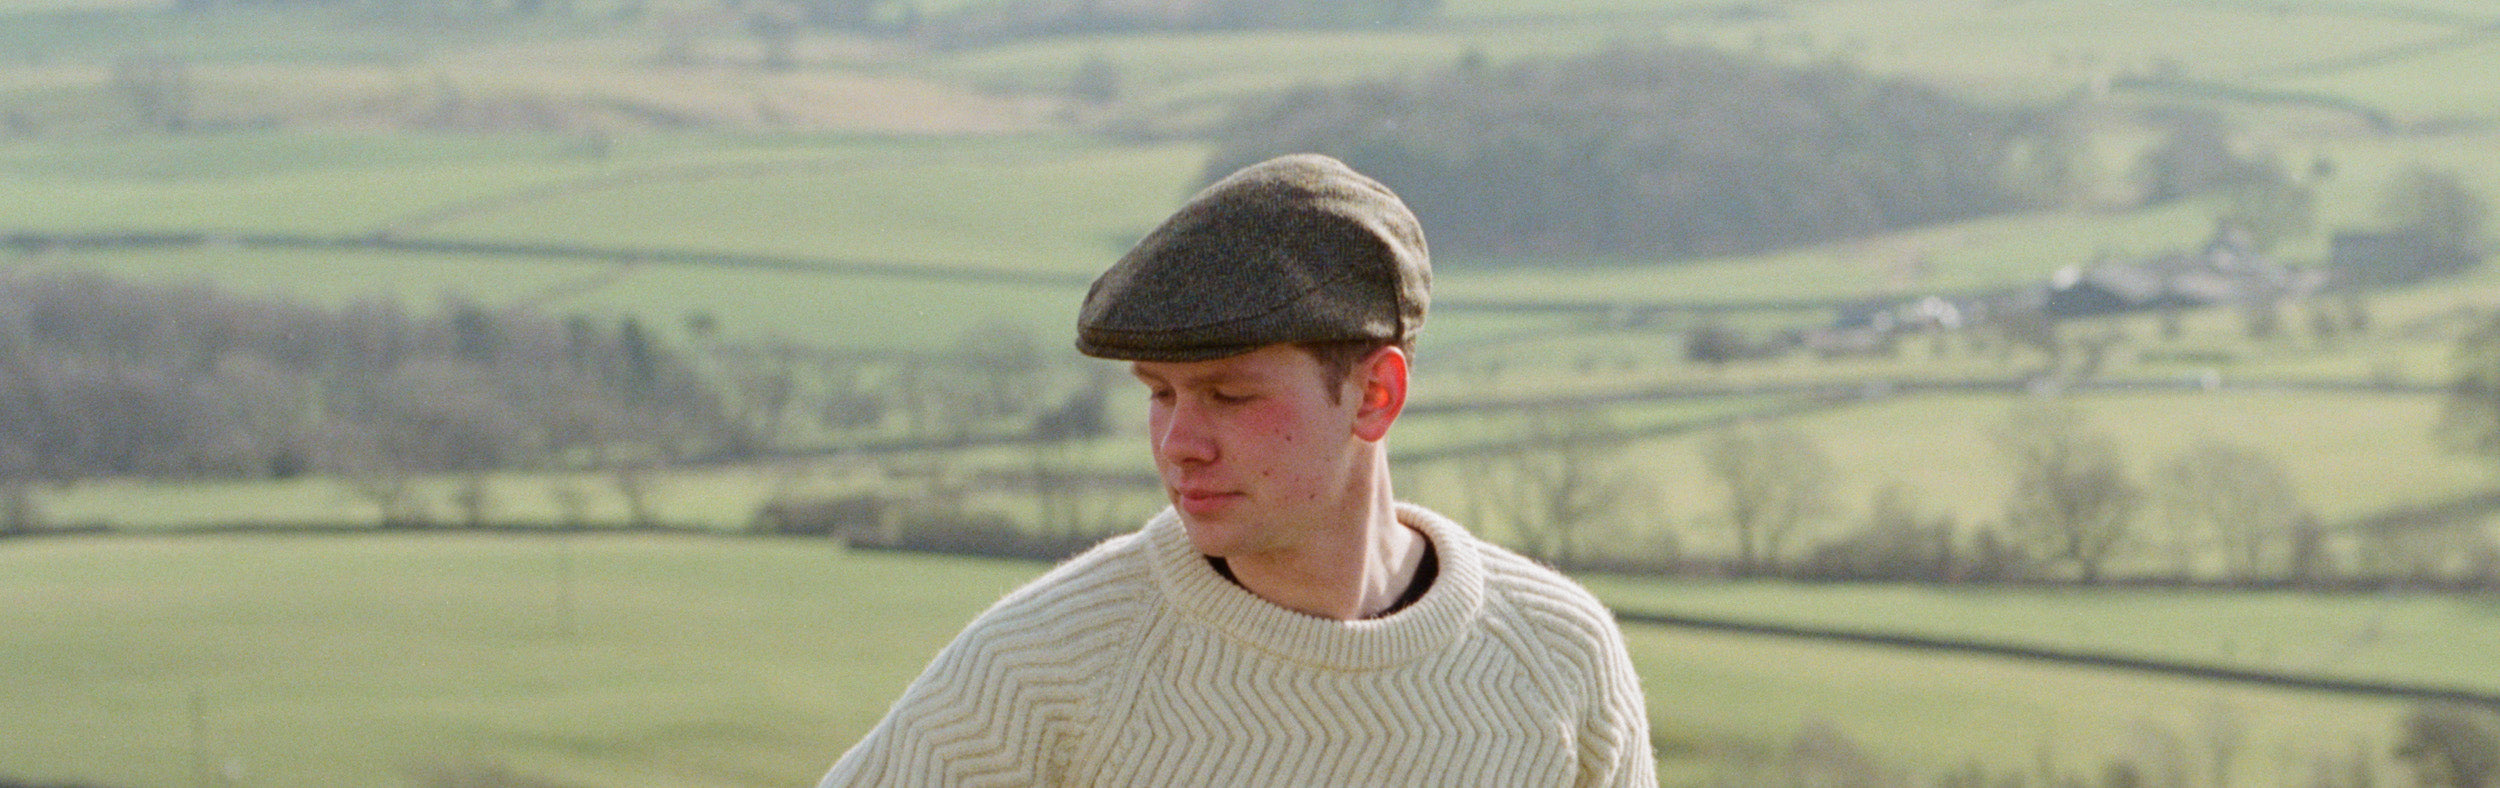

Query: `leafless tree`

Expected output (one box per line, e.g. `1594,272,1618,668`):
2154,440,2310,583
0,271,738,501
955,319,1045,423
2394,704,2500,788
1811,483,1956,581
322,423,424,528
1704,419,1837,574
2439,310,2500,463
1029,379,1114,538
1472,407,1649,567
813,356,887,434
547,476,589,530
0,441,37,535
1993,402,2140,583
710,338,802,455
211,353,314,477
451,472,494,529
612,458,661,529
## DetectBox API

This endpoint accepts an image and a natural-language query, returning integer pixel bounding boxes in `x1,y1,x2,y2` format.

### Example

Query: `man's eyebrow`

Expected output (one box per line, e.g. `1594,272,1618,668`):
1130,366,1263,388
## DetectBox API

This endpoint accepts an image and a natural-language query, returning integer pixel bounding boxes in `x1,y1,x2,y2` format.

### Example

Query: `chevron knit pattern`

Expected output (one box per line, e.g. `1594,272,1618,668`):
820,503,1655,787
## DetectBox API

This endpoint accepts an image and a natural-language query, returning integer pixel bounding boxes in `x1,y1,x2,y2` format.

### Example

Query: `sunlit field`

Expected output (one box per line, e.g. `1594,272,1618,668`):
0,534,1033,787
1,534,2467,787
7,0,2500,784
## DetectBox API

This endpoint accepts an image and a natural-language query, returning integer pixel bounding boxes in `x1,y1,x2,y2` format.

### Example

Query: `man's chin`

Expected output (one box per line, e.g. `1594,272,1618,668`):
1175,513,1249,557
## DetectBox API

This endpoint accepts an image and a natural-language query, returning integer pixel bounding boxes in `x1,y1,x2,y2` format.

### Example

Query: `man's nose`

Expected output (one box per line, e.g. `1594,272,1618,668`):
1154,400,1217,466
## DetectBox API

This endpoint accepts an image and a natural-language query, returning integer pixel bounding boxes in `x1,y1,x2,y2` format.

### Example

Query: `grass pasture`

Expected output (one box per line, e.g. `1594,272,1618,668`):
0,534,2467,788
1632,625,2418,787
9,0,2500,785
0,534,1042,788
1586,577,2500,698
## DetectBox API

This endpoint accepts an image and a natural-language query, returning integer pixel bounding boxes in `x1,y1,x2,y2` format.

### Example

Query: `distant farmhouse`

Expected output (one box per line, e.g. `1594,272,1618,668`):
1746,222,2476,364
2044,225,2328,319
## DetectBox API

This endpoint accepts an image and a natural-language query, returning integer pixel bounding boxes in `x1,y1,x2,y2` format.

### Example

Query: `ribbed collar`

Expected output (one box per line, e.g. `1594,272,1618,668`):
1144,502,1486,671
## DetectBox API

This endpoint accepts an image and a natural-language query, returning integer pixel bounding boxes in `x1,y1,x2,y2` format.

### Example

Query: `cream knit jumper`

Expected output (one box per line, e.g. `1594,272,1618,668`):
820,503,1655,787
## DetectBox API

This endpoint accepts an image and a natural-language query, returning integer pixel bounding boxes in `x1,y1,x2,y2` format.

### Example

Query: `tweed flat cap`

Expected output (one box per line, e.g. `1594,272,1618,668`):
1076,153,1430,362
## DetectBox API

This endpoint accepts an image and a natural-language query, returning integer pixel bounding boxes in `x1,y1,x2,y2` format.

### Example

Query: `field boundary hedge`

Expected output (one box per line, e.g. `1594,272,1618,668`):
1615,607,2500,711
0,231,1093,288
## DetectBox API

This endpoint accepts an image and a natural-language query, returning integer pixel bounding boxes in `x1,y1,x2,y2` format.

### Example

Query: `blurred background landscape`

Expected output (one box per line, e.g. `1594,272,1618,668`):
2,0,2497,785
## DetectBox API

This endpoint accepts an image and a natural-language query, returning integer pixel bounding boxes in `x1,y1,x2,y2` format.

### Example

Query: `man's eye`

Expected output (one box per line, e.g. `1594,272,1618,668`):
1211,390,1254,404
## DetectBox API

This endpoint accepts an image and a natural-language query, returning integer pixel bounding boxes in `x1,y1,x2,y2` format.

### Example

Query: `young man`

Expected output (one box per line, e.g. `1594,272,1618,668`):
820,154,1654,786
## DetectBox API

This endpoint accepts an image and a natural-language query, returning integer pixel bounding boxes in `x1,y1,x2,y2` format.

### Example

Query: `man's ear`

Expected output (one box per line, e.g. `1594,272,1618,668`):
1351,346,1408,443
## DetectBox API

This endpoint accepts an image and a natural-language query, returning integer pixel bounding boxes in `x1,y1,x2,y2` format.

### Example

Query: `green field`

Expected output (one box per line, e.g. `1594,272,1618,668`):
9,0,2500,784
0,534,2460,788
0,534,1044,788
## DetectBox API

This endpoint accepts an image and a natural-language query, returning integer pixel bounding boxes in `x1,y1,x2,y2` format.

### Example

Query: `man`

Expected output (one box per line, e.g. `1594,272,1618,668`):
820,153,1654,786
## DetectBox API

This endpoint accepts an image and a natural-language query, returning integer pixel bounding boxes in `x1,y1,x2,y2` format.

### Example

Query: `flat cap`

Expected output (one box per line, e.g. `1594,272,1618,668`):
1076,153,1430,362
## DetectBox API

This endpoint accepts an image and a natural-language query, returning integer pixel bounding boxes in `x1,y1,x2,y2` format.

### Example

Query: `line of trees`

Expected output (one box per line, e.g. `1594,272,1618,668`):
0,266,1128,535
1464,399,2499,590
0,270,734,531
1203,44,2080,261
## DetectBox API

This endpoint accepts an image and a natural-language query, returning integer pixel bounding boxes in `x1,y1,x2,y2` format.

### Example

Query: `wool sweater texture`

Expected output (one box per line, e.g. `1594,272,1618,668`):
819,503,1655,787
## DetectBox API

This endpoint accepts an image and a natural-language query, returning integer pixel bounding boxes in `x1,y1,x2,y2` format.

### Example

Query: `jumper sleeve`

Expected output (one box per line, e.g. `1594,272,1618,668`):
1578,608,1657,788
820,540,1147,788
817,622,1071,787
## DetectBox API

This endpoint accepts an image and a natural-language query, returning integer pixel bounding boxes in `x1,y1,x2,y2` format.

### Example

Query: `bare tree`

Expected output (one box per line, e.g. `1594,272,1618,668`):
1704,420,1837,574
1029,379,1113,538
1993,403,2140,583
812,356,888,434
2394,704,2500,788
1473,407,1649,567
955,320,1045,423
710,338,802,455
211,353,314,478
2154,440,2310,583
377,360,526,472
0,441,37,535
1812,483,1957,581
612,458,661,529
322,424,425,528
548,476,590,530
0,271,737,499
2439,310,2500,464
0,305,47,531
451,472,495,530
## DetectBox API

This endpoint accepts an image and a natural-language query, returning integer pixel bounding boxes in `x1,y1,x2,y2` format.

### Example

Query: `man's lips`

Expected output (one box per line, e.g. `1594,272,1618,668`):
1173,487,1242,514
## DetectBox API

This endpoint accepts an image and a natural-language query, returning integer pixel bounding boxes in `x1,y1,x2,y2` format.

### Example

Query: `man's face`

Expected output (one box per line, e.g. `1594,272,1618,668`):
1130,344,1368,559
